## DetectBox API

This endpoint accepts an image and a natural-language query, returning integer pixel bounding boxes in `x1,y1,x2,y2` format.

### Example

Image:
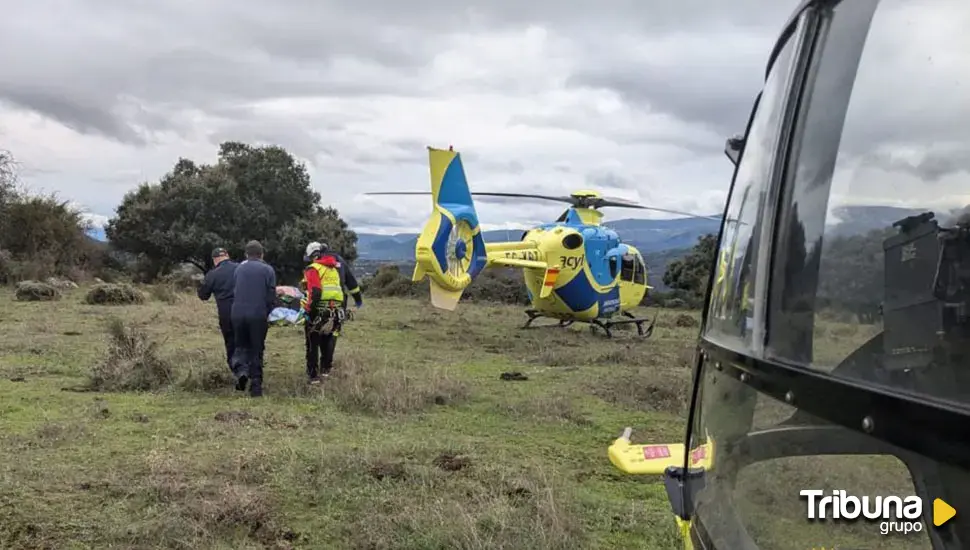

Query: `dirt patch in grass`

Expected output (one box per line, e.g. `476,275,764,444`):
433,452,472,472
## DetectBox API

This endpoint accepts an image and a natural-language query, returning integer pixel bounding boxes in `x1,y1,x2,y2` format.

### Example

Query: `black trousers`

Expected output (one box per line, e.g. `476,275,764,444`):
305,321,338,379
231,315,268,396
218,314,235,372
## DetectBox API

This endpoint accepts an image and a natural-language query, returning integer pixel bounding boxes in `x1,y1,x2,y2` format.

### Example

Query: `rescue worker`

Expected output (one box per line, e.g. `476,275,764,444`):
230,240,276,397
300,241,362,384
197,247,238,374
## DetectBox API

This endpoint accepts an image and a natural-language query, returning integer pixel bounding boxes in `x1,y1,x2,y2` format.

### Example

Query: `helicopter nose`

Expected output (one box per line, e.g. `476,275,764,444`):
455,239,467,261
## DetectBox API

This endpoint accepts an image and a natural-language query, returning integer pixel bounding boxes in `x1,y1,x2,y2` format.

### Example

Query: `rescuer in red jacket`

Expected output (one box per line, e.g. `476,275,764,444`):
300,241,362,383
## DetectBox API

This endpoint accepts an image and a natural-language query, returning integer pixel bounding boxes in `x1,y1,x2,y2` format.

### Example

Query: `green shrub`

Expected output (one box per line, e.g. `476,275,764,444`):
85,283,146,305
14,281,60,301
88,317,173,391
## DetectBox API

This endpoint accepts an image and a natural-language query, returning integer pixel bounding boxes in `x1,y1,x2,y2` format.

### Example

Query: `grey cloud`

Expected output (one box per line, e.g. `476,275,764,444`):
0,0,834,234
0,92,148,145
585,170,638,190
567,71,757,138
0,0,799,147
862,149,970,183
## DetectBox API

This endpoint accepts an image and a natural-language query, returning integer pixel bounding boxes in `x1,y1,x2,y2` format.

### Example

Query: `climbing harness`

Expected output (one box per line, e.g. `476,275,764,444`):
308,300,347,336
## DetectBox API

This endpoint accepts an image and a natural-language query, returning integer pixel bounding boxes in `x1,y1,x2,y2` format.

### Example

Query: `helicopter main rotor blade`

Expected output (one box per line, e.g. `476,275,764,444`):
365,191,577,204
469,192,576,204
365,191,722,220
596,200,723,220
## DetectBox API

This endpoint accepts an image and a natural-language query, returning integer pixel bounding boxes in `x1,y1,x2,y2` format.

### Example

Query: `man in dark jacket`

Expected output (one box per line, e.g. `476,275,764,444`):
197,247,239,374
230,240,277,397
300,241,362,383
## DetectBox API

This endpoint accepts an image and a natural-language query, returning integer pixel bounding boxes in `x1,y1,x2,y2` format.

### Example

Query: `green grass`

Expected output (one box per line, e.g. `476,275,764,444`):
1,285,931,549
0,288,699,549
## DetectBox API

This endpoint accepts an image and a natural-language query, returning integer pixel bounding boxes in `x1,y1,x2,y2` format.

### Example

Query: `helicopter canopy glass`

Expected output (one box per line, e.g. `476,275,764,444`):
688,0,970,548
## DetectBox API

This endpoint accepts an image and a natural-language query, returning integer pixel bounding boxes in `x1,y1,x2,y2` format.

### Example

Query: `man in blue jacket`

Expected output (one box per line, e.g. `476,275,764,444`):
197,247,238,375
230,240,277,397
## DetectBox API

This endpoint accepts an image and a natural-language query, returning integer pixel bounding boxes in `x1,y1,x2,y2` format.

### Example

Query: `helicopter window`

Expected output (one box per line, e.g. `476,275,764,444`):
703,7,804,353
766,0,970,407
620,254,646,284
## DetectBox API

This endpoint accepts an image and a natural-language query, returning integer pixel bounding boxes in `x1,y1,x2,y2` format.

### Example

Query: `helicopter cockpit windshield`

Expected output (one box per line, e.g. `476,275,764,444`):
681,0,970,548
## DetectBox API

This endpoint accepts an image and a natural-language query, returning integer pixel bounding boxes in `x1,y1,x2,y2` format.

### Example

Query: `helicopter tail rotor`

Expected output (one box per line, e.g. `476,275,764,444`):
406,147,488,310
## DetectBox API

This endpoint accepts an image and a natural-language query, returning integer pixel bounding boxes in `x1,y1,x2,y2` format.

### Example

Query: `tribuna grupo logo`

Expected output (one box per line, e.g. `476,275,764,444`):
800,489,923,535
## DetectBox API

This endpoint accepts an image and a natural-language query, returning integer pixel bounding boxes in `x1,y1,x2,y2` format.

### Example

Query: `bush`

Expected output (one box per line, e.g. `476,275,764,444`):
88,317,174,391
149,284,181,304
14,281,60,302
85,283,146,305
674,313,699,328
363,264,425,299
364,263,528,305
0,193,104,284
159,268,203,291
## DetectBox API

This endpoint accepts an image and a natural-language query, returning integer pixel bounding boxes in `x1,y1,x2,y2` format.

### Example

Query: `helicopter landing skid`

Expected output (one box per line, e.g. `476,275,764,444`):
521,310,655,339
521,310,574,330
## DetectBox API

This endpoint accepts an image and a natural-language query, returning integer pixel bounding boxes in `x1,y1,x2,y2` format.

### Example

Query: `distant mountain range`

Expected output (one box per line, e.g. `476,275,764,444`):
84,204,932,290
355,216,725,262
356,205,929,261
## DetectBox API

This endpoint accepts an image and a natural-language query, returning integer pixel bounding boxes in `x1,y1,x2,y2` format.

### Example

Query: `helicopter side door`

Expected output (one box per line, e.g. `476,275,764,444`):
618,252,649,309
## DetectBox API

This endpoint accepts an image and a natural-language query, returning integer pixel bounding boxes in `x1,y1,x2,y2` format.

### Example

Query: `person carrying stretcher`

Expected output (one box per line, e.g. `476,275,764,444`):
300,241,362,384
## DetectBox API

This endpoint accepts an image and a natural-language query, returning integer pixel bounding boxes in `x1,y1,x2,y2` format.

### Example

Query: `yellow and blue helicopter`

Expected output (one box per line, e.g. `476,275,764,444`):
366,145,720,338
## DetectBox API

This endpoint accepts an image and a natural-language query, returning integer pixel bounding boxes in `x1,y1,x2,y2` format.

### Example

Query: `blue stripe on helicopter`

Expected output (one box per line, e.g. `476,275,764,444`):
437,153,473,206
598,285,621,316
469,232,487,278
431,212,452,274
555,271,598,311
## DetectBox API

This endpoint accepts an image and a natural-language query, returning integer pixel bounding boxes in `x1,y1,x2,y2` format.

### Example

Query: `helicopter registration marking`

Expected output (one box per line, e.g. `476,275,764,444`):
642,445,671,459
504,251,540,261
559,255,584,269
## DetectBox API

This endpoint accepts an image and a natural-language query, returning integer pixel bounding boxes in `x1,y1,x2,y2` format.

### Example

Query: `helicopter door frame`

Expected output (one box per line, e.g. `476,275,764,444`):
620,253,646,286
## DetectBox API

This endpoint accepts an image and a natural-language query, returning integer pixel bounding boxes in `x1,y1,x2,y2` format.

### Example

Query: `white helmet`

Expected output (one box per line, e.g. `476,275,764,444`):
304,241,323,259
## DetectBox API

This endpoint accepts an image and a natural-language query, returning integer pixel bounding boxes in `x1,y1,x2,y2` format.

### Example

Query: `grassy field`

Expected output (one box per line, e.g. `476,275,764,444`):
2,283,937,550
0,286,699,549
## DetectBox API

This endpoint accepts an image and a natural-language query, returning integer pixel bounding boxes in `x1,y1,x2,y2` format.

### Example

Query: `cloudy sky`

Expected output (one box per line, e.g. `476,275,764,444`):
0,0,806,234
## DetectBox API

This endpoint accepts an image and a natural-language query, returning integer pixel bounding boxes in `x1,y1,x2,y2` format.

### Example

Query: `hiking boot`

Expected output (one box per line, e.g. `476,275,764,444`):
308,377,321,385
235,373,248,391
